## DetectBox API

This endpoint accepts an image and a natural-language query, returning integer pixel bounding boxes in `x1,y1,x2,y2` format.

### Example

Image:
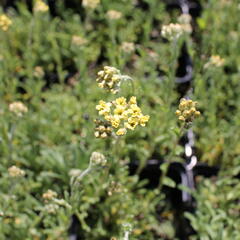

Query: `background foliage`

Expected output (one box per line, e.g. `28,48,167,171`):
0,0,239,239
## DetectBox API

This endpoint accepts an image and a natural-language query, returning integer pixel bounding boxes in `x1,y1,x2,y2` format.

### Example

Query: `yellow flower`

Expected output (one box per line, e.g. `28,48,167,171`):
110,116,120,128
129,96,137,105
0,15,12,31
114,97,127,106
96,100,112,115
129,104,141,115
139,115,150,126
116,128,127,136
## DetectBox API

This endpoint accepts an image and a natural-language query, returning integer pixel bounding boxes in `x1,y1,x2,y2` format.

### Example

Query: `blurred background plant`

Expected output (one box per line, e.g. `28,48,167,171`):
0,0,239,239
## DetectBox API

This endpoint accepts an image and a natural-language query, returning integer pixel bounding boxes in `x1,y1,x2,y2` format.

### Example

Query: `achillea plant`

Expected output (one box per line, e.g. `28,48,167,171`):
96,96,149,136
176,98,201,128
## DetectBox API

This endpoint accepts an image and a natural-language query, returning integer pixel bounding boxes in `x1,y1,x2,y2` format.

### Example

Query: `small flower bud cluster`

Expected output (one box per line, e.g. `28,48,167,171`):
42,189,58,202
108,181,124,196
43,204,59,214
82,0,100,9
96,96,150,137
178,14,192,34
96,66,124,94
34,66,44,78
107,10,122,20
71,35,87,46
121,42,135,53
9,101,28,117
8,166,25,177
204,55,225,68
161,23,184,41
34,0,49,12
0,15,12,31
90,152,107,166
176,98,200,126
42,190,71,214
94,119,113,138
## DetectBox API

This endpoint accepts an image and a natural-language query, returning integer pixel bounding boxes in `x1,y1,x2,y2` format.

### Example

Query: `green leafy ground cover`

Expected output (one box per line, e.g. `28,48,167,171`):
0,0,240,239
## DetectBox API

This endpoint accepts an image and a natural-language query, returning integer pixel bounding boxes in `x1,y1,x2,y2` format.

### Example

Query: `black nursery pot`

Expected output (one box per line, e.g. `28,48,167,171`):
193,163,219,178
164,0,202,18
175,44,193,97
128,159,195,209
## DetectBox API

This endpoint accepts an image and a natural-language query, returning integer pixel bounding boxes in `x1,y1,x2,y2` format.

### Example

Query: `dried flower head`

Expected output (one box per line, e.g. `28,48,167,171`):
90,152,107,166
0,14,12,31
94,119,113,138
107,10,122,20
8,166,25,177
204,55,225,68
121,42,135,53
82,0,100,9
96,66,126,94
9,101,28,117
176,98,200,127
96,96,150,137
34,0,49,12
71,35,87,46
42,190,58,201
108,181,123,196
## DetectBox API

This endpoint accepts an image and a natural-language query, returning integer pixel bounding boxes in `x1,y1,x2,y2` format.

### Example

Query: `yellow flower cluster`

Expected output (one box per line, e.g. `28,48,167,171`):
176,98,200,126
82,0,100,9
8,165,25,177
9,101,28,117
96,66,123,94
96,96,150,136
34,0,49,12
0,14,12,31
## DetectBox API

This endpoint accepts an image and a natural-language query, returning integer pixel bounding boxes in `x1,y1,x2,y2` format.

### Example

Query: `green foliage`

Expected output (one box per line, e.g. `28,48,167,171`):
0,0,239,239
